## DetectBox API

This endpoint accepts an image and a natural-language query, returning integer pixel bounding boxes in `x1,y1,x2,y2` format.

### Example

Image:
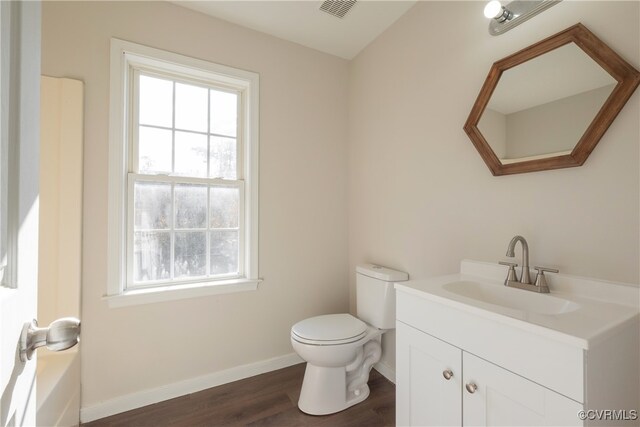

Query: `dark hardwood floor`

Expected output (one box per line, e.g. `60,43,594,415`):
83,363,395,427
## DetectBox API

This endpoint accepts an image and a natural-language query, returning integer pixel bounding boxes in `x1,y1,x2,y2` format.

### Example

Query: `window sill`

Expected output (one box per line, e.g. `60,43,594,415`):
104,278,262,308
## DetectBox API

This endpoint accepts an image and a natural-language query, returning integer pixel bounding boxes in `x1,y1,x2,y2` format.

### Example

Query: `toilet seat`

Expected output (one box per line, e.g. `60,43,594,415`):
291,314,368,346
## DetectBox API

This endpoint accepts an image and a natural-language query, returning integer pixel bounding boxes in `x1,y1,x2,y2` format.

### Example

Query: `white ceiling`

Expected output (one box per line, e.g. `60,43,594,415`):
171,0,417,59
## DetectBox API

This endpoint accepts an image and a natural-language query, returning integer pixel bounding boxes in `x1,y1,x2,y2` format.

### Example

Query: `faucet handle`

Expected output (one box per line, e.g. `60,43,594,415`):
533,266,558,293
499,261,518,267
499,261,518,285
534,266,559,274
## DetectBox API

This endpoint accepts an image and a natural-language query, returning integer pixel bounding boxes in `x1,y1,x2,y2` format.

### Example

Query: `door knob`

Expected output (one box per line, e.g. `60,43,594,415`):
466,382,478,394
442,369,454,380
19,317,81,362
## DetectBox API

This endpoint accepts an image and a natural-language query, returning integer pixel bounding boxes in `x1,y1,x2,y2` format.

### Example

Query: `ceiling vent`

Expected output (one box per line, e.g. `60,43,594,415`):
319,0,357,19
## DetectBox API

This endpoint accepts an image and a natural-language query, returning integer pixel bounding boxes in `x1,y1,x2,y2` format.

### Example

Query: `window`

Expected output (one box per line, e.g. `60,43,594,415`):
108,39,259,305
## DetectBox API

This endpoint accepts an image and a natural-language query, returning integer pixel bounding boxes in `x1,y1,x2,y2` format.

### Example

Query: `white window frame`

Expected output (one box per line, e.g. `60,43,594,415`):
106,39,260,307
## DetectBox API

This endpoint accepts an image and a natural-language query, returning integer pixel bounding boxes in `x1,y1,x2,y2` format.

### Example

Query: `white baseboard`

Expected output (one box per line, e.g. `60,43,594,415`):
374,360,396,384
80,353,303,423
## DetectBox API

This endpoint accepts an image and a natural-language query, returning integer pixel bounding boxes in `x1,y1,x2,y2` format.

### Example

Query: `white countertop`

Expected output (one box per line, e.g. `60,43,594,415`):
395,260,640,349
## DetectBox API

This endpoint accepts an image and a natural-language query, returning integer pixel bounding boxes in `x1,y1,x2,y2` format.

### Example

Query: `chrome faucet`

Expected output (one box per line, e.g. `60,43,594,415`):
499,235,558,294
506,235,531,284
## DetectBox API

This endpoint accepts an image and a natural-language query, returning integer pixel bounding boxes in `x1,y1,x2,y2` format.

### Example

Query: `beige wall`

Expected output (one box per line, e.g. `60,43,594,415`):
42,1,349,408
348,1,639,369
506,84,616,159
480,85,616,160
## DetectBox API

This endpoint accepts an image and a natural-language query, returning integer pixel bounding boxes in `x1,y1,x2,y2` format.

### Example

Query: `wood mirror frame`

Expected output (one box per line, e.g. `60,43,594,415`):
464,23,640,176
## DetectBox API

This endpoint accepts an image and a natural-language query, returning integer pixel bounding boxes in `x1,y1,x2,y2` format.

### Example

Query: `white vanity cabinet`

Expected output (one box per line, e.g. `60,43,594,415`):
395,260,640,427
397,321,581,427
396,321,461,426
462,350,581,426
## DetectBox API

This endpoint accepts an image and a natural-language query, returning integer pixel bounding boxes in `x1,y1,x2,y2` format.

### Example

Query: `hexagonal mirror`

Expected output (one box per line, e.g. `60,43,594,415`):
464,24,639,176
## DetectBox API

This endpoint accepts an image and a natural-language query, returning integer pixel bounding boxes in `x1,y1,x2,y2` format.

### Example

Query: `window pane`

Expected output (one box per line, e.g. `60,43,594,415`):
209,136,237,179
175,231,206,278
210,90,237,137
134,182,172,230
175,131,207,177
139,75,173,128
175,82,208,132
138,126,172,173
210,187,239,229
210,230,238,275
175,184,207,229
133,231,171,282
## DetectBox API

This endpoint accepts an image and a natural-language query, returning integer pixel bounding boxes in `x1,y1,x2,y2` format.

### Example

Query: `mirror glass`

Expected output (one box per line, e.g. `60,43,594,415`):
477,43,616,164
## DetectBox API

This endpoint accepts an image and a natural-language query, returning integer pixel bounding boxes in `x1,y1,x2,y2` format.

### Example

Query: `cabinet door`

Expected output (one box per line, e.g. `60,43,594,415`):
463,353,582,426
397,321,462,426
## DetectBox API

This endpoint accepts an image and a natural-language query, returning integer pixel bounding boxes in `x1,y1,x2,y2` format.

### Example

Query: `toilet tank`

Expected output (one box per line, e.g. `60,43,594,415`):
356,264,408,329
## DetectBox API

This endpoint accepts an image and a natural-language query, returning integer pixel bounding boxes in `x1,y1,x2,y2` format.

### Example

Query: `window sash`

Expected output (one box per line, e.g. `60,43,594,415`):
130,68,243,179
126,65,247,290
126,173,246,290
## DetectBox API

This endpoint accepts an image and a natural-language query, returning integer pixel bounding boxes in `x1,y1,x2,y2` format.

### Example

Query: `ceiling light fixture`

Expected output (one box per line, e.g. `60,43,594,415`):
484,0,563,36
484,1,513,23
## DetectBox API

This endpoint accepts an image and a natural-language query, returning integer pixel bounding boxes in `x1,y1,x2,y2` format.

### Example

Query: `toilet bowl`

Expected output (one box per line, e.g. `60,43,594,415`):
291,314,384,415
290,264,408,415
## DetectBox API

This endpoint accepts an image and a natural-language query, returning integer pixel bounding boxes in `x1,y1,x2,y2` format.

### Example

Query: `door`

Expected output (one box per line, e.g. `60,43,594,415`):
0,2,42,426
396,321,462,426
463,352,582,426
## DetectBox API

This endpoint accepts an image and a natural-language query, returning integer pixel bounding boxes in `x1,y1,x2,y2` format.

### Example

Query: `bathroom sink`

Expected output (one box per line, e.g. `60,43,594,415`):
442,280,580,315
395,260,640,350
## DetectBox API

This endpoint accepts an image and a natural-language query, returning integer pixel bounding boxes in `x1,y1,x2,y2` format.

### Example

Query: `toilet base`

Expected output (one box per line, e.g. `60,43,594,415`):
297,364,372,415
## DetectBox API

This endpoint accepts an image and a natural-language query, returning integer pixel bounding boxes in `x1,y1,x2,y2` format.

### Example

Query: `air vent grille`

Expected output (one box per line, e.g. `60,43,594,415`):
319,0,357,19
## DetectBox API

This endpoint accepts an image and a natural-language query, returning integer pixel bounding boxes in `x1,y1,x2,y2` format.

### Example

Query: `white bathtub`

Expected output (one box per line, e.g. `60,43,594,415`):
37,351,80,427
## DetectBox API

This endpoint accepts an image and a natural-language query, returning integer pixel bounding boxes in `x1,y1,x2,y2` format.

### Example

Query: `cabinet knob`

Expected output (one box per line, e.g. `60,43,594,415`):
465,383,478,394
442,369,453,380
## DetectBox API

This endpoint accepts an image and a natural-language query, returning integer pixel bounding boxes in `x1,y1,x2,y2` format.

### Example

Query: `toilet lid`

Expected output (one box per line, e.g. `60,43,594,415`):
291,314,367,343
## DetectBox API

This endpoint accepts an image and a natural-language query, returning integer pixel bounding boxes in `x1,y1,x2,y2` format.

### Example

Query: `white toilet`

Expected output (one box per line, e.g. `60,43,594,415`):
290,264,408,415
